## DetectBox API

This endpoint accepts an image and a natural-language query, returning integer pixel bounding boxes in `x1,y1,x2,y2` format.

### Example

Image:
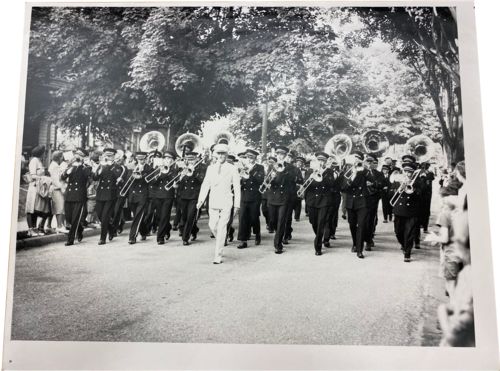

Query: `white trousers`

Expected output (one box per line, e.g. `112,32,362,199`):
208,207,232,263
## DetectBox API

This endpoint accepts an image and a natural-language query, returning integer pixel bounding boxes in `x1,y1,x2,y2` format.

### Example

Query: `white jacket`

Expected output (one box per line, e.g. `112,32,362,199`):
198,162,241,209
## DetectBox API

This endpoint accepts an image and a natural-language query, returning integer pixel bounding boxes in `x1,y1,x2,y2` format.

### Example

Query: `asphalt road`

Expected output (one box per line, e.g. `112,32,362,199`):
11,208,445,346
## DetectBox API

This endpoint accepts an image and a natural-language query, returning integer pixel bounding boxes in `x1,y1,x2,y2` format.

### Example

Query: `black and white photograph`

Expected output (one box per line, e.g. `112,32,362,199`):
2,2,498,370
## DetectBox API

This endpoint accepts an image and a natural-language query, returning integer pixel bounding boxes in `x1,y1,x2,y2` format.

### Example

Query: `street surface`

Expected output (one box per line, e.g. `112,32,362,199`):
11,208,445,346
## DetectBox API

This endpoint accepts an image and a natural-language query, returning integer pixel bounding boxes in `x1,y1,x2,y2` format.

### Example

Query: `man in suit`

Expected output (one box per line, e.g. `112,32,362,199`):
197,144,241,264
267,145,295,254
283,150,304,244
304,152,337,255
327,158,342,240
128,152,151,244
392,159,424,262
237,148,265,249
93,148,125,245
177,151,206,245
61,148,92,246
340,151,375,259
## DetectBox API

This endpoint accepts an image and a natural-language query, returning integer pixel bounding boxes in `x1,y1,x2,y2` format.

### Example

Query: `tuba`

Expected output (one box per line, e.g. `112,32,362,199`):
361,130,389,155
139,131,166,152
213,131,235,147
175,133,203,158
324,134,352,161
404,134,434,163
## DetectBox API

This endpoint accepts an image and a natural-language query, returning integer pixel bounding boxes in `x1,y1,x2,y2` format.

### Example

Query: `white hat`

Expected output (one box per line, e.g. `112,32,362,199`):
213,144,229,154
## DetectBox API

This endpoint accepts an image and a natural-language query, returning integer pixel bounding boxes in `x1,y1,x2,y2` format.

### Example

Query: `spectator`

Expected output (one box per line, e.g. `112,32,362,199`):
48,150,66,233
24,145,46,237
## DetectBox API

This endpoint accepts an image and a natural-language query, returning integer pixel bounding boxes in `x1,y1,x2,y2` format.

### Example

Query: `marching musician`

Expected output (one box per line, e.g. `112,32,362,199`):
392,157,425,262
383,156,394,174
196,144,241,264
93,148,125,245
261,156,276,233
283,150,304,244
145,150,163,235
364,154,384,251
381,164,393,223
225,154,237,244
177,150,206,245
237,148,265,249
61,148,92,246
303,151,338,255
340,151,375,259
127,152,151,244
110,151,128,236
293,156,307,222
145,151,178,245
327,157,342,241
267,145,295,254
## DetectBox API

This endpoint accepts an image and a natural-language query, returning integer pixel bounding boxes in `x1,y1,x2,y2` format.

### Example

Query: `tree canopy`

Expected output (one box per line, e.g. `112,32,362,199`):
26,6,462,162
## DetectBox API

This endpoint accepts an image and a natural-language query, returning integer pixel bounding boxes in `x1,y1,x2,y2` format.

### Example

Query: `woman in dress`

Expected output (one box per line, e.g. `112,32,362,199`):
48,150,66,233
25,145,46,237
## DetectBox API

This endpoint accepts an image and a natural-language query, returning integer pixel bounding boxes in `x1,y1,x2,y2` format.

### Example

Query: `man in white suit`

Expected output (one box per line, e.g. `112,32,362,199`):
196,144,241,264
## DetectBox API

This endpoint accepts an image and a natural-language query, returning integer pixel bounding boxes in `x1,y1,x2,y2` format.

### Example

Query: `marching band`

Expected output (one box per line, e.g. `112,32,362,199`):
57,130,437,263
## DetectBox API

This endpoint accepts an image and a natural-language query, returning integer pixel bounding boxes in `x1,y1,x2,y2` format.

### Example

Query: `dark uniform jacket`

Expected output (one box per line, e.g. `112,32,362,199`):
177,163,207,200
93,163,125,201
148,167,178,199
304,168,337,208
267,163,295,206
61,164,92,202
381,173,392,196
128,164,152,204
365,169,384,208
392,177,424,217
287,164,304,199
340,168,376,210
241,163,265,203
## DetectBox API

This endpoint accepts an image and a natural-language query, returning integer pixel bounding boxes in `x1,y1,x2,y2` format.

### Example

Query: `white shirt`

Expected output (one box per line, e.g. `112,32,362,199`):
198,161,241,209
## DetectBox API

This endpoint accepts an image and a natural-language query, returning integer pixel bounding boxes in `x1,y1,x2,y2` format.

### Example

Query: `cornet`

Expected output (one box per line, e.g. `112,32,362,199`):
343,161,364,179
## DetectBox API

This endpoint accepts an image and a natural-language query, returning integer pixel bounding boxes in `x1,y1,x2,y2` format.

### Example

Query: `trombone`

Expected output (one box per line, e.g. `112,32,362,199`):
389,169,421,206
145,164,171,183
119,164,143,197
297,157,335,198
165,158,203,191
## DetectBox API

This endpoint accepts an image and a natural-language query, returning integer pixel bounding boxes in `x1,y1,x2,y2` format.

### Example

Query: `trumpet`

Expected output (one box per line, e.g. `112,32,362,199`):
343,161,364,179
165,158,203,191
119,164,143,197
239,166,250,179
389,169,421,207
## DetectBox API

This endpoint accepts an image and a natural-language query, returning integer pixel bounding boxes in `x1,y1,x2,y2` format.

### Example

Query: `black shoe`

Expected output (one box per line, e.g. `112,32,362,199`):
108,232,114,241
255,234,261,245
315,251,323,256
140,235,147,241
191,233,197,241
330,235,336,240
172,225,178,231
351,246,356,253
404,257,411,262
183,240,190,246
98,240,106,245
158,239,165,245
275,249,283,254
179,231,183,237
224,239,228,247
210,233,215,239
128,239,136,245
228,231,234,242
414,244,421,249
357,253,365,259
165,232,170,241
323,241,331,248
342,214,347,220
117,227,123,235
77,233,83,242
283,239,289,245
65,241,74,246
237,242,248,249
